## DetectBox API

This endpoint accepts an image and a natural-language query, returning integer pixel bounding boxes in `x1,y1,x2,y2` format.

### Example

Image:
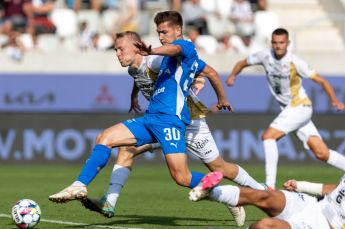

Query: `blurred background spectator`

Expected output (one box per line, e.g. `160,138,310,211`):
182,0,208,35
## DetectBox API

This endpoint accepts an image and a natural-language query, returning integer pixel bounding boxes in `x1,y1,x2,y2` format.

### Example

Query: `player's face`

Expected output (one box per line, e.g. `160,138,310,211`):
114,37,137,67
271,34,289,59
156,21,182,45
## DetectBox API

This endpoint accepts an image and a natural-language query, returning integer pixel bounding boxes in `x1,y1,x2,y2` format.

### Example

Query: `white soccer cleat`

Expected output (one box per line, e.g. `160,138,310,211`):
189,171,223,201
228,206,246,226
49,185,87,203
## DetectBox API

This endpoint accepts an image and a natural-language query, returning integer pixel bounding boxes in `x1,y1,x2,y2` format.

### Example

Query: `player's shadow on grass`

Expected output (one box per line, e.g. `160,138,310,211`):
63,214,257,228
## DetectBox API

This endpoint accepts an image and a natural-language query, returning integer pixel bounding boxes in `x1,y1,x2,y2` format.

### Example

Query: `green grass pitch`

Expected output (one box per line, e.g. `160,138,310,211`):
0,163,342,229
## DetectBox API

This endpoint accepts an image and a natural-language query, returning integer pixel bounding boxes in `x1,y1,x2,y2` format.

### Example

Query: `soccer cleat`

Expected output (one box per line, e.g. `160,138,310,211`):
228,206,246,226
48,185,87,203
189,171,223,201
81,196,115,218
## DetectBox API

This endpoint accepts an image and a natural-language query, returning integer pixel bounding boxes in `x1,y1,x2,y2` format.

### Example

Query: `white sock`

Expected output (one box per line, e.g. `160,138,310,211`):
106,164,131,207
327,149,345,171
72,181,86,187
233,166,265,190
209,185,240,207
263,139,279,188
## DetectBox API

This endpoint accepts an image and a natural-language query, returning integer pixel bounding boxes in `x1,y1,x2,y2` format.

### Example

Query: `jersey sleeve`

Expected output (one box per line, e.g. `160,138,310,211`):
195,58,206,75
292,55,317,79
147,55,163,73
172,39,196,58
247,50,266,65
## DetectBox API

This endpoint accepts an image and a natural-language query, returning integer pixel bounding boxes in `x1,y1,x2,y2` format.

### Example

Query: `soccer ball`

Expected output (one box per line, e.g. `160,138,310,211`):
11,199,41,228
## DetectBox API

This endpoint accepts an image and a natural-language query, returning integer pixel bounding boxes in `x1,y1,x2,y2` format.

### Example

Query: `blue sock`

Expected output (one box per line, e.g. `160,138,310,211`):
189,171,205,189
77,144,112,185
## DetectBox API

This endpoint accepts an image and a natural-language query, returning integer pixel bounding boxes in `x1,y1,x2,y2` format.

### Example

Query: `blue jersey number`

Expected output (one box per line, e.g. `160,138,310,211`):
164,128,181,141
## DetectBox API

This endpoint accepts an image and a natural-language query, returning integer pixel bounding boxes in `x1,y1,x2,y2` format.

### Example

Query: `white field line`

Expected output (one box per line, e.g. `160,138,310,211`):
0,213,142,229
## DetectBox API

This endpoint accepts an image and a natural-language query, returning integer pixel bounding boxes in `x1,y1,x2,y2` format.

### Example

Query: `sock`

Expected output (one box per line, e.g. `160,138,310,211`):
209,185,240,207
263,139,279,188
327,149,345,171
106,164,131,207
189,171,205,189
233,166,265,190
71,181,86,187
77,144,112,185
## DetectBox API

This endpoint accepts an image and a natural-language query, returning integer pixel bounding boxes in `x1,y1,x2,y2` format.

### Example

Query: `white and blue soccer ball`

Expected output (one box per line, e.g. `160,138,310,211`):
11,199,41,228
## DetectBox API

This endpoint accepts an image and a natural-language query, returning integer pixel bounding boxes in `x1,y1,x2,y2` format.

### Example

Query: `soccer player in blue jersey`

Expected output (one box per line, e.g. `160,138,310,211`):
49,11,231,207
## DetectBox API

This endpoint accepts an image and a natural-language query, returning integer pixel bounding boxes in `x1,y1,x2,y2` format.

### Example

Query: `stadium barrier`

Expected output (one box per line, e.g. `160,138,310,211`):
1,74,345,113
0,113,344,164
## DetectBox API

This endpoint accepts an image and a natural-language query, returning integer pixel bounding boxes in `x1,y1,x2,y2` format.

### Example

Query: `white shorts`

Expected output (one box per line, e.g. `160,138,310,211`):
151,118,220,163
270,105,321,149
185,118,220,163
275,191,330,229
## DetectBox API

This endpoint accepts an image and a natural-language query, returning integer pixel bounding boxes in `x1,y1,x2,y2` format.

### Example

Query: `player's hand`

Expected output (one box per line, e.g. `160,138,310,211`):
192,77,206,95
128,97,141,113
134,40,152,56
216,99,233,112
283,179,298,191
226,76,236,87
332,101,345,112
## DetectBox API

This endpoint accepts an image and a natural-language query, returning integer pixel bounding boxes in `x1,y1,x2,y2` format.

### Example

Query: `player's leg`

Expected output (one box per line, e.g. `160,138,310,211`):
262,127,285,189
81,144,156,218
298,121,345,171
249,218,291,229
149,115,222,190
263,105,312,188
49,117,152,203
186,118,264,190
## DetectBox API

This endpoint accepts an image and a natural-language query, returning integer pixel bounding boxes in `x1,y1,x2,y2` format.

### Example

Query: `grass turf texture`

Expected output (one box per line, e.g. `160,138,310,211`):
0,164,342,229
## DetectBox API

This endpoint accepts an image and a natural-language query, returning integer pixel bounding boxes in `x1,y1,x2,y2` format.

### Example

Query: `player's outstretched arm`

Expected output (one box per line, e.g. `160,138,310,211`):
135,40,182,57
312,74,345,111
226,59,249,87
283,179,336,196
198,64,233,111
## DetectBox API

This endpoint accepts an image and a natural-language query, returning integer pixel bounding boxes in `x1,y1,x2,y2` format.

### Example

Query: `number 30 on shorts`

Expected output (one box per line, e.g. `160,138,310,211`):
163,128,181,141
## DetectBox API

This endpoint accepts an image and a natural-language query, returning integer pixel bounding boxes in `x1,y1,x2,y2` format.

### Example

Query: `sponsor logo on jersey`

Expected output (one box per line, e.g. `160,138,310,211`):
152,87,165,97
336,189,345,204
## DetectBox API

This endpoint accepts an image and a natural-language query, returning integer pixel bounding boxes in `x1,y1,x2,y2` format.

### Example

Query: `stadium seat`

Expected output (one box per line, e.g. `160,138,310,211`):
37,34,60,52
77,10,101,34
101,10,120,34
254,11,280,45
51,9,78,38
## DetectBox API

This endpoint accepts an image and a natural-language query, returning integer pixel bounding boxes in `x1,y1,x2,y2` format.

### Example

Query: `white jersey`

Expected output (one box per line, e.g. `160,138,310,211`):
318,174,345,229
247,49,317,107
128,55,163,100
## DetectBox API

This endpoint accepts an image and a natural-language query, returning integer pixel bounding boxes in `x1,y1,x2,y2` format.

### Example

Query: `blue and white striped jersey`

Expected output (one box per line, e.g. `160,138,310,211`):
146,39,206,125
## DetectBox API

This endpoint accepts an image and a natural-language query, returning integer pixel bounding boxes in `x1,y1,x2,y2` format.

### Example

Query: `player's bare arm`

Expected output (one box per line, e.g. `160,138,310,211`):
311,74,345,111
135,40,182,57
283,179,337,196
192,77,206,95
129,82,141,113
226,59,249,87
198,64,233,111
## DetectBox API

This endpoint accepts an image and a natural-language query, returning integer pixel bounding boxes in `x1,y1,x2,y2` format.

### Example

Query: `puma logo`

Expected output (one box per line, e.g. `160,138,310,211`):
170,142,178,148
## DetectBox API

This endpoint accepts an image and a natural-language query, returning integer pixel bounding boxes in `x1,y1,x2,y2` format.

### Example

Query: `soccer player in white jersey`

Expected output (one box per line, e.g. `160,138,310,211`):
48,11,235,223
80,31,265,226
226,28,345,189
190,172,345,228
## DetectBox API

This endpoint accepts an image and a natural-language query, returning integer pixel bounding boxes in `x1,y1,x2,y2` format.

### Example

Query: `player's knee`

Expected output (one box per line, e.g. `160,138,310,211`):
313,149,328,161
95,131,112,147
251,218,275,229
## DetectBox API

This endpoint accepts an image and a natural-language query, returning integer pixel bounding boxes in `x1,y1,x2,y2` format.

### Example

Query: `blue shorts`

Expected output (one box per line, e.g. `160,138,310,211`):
123,113,186,154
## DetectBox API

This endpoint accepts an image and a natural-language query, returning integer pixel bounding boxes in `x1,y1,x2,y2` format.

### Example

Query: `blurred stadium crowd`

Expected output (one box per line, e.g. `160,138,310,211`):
0,0,278,62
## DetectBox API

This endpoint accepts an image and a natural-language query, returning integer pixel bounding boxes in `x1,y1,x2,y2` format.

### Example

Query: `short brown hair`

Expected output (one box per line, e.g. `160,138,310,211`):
272,28,289,37
115,31,141,43
154,11,183,27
